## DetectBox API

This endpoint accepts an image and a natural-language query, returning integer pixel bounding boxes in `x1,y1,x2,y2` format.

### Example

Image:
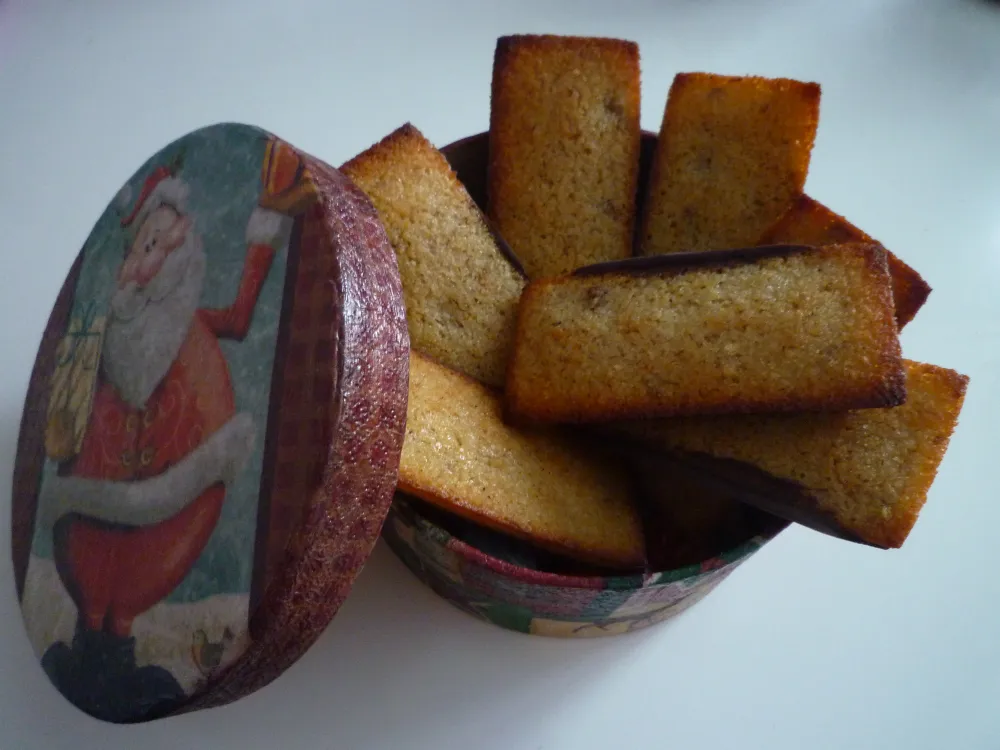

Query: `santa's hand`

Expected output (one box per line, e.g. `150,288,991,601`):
246,205,293,252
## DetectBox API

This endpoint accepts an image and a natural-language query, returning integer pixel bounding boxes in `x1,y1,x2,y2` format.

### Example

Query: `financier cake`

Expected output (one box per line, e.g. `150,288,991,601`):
506,243,906,424
640,72,820,256
342,123,526,387
399,351,645,568
615,361,968,549
758,194,931,328
488,34,641,278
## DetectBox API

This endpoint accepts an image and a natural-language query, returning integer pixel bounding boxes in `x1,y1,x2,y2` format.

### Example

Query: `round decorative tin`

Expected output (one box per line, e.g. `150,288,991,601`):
383,495,782,637
11,123,409,723
378,132,788,638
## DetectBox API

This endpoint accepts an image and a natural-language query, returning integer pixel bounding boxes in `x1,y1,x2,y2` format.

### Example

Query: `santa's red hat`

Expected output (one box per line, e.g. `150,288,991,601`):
119,165,190,229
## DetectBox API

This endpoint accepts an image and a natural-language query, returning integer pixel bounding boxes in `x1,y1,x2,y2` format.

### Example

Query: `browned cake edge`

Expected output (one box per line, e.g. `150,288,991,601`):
488,34,642,266
494,32,642,56
635,73,689,254
507,243,907,424
340,122,423,177
758,194,932,328
638,72,822,256
400,350,646,569
572,242,814,278
886,253,932,329
609,362,969,549
873,363,969,547
341,122,527,279
396,477,646,570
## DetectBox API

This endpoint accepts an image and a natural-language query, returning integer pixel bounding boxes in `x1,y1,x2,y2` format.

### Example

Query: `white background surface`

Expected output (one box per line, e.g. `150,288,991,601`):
1,0,998,747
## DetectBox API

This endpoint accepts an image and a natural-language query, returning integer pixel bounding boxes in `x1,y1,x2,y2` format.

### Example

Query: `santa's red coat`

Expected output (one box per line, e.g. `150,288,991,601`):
56,244,275,637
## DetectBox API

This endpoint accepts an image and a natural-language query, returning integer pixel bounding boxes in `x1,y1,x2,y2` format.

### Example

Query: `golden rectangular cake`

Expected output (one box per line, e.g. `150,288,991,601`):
506,243,905,423
639,72,820,255
616,361,968,549
399,351,645,568
342,123,526,387
488,34,641,278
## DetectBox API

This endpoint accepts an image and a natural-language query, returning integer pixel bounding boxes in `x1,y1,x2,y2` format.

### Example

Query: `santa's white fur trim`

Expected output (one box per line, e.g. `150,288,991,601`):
132,176,190,229
36,412,256,531
246,205,293,250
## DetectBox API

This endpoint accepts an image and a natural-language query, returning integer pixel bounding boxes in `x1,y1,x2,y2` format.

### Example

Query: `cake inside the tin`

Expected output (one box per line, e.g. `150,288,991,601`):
639,72,820,256
613,361,968,549
506,243,906,424
398,350,646,569
758,194,931,328
372,41,963,568
488,34,641,278
342,123,526,388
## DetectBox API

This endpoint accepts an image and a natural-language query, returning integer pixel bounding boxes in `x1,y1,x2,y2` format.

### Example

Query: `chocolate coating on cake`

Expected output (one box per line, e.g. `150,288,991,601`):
572,244,815,279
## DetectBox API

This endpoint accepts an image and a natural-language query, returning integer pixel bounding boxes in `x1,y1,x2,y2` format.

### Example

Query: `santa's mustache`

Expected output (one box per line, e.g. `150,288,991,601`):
110,232,203,323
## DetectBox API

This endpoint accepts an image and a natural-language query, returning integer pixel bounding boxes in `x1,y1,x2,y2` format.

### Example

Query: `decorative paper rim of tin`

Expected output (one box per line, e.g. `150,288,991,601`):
382,496,783,638
11,122,409,722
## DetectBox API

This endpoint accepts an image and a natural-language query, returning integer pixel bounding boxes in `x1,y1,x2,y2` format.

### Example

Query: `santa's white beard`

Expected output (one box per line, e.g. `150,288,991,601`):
103,232,206,410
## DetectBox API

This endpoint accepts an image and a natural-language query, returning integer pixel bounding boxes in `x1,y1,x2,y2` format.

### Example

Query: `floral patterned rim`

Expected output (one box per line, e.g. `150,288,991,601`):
443,519,775,590
383,497,786,637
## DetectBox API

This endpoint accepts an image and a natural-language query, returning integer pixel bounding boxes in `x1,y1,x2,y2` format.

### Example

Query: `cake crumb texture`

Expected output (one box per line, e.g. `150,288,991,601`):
640,72,820,255
507,243,905,423
758,194,931,328
342,123,526,387
489,34,641,278
619,360,968,548
399,351,645,568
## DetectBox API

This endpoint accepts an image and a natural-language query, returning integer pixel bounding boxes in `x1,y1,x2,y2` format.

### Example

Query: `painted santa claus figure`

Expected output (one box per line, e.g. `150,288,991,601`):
37,163,292,719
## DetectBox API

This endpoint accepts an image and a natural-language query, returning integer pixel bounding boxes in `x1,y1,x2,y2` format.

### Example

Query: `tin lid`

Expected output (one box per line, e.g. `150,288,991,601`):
10,123,409,723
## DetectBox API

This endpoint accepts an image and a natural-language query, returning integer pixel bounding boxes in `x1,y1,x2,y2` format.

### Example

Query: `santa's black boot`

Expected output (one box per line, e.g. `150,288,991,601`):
42,620,185,723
